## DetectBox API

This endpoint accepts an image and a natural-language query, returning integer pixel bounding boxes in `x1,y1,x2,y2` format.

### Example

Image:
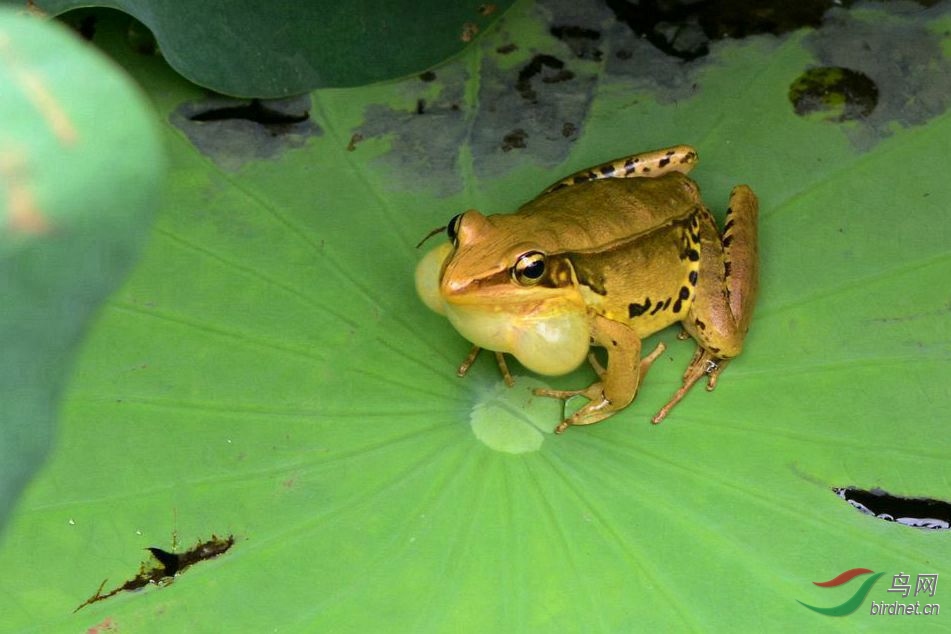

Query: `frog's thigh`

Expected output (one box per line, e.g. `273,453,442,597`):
545,145,698,192
683,186,759,358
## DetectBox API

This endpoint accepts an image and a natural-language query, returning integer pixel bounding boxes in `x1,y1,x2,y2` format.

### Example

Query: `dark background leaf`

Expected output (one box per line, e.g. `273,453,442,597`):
36,0,513,96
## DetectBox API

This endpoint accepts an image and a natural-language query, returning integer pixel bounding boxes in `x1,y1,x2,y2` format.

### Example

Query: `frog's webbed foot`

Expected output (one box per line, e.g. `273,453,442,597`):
535,343,666,434
456,345,514,387
651,347,728,424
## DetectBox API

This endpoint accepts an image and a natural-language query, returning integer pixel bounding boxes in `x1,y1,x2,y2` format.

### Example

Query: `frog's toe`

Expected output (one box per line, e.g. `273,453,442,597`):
534,381,603,402
554,397,615,433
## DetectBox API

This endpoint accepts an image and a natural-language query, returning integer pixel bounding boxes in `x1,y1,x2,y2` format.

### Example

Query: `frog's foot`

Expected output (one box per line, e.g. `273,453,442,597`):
533,381,604,406
535,343,667,433
651,348,727,424
456,344,482,378
493,351,514,387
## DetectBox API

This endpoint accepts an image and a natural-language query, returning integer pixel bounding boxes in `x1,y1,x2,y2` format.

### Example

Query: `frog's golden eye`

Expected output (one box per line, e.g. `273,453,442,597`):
513,251,546,285
446,214,462,247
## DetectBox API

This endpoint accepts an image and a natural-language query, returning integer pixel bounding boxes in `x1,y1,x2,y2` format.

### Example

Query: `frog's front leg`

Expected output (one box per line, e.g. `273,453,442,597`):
654,184,759,423
544,145,699,193
535,315,663,433
456,344,514,387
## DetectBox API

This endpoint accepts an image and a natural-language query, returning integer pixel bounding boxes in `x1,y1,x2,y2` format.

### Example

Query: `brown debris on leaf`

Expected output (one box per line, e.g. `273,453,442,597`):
74,534,235,612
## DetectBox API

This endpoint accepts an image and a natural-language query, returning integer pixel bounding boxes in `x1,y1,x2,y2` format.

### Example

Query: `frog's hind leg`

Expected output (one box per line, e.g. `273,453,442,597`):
654,185,759,423
544,145,699,193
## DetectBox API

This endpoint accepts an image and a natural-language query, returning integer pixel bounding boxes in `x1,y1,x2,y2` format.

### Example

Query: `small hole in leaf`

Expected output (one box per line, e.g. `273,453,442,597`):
172,95,321,169
834,487,950,530
189,99,310,128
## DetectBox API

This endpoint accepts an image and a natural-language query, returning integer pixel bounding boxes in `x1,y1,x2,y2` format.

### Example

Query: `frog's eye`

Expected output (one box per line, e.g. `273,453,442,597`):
513,251,546,285
446,214,462,247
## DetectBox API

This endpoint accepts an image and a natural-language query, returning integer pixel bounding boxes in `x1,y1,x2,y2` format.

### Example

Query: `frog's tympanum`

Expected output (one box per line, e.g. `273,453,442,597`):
415,146,758,433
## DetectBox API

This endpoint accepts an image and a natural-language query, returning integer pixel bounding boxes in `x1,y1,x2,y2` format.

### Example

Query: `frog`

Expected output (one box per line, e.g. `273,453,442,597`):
414,145,758,433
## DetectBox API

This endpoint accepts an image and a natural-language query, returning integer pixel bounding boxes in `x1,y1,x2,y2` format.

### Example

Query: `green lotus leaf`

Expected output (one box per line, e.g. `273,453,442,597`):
0,8,164,533
0,1,947,632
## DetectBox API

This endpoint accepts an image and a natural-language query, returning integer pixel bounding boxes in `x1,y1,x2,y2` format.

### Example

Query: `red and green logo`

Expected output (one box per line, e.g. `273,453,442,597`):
798,568,885,616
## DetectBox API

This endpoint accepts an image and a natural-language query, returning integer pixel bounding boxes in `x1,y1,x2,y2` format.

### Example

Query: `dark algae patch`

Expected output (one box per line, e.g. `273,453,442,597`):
789,66,878,121
515,54,574,102
358,0,951,192
605,0,841,61
74,534,235,612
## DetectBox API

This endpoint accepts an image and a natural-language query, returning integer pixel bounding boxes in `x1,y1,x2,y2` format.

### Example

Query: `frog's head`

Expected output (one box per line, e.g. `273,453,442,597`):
414,210,590,375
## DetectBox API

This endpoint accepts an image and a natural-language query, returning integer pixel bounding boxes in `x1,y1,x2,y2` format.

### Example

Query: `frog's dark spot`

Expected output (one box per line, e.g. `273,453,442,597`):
550,25,603,61
610,339,618,347
501,128,528,151
419,71,437,82
497,43,518,55
709,346,720,354
599,164,615,177
606,0,842,62
723,218,735,234
416,99,426,115
641,166,652,174
572,175,588,185
834,487,951,530
685,248,700,262
516,54,572,102
75,534,235,612
694,318,707,331
650,300,665,315
629,299,652,318
659,157,671,168
672,286,691,313
789,66,879,122
724,261,732,277
562,121,578,138
688,270,699,286
687,223,701,243
722,235,734,248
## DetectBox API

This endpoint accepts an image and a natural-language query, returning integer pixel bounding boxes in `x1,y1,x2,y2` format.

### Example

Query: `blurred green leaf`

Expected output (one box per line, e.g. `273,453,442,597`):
0,9,164,532
0,1,948,632
37,0,513,97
